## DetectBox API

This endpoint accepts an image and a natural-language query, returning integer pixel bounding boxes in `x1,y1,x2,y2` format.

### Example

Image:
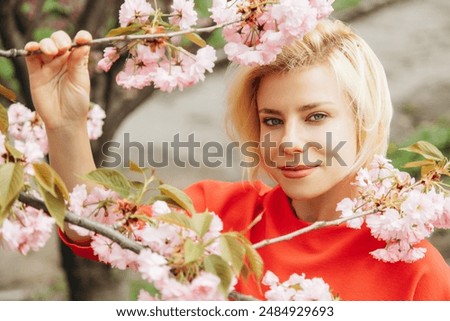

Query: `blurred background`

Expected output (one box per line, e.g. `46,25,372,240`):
0,0,449,300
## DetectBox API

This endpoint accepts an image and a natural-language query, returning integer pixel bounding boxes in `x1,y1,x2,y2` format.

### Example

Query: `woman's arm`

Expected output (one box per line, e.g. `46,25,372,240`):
25,30,96,243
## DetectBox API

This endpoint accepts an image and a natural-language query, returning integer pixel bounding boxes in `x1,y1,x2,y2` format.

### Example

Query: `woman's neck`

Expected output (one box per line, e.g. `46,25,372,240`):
290,175,357,222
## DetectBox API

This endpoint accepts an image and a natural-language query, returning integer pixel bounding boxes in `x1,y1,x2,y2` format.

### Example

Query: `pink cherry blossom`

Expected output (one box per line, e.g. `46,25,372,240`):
0,204,54,255
215,0,333,66
310,0,335,19
293,277,334,301
263,271,334,301
97,47,120,72
209,0,238,25
119,0,154,27
151,200,171,216
434,197,450,228
137,289,158,300
158,277,192,300
188,45,217,82
116,59,153,89
370,241,427,263
169,0,198,30
8,102,35,124
137,249,170,283
189,272,225,300
336,198,364,229
87,104,106,140
338,154,449,263
67,185,121,237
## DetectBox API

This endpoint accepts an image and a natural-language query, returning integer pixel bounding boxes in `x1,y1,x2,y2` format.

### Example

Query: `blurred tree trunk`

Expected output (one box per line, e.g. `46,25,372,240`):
0,0,156,300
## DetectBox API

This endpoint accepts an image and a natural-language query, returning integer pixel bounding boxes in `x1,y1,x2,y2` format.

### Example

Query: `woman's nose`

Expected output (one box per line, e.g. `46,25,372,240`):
280,123,306,155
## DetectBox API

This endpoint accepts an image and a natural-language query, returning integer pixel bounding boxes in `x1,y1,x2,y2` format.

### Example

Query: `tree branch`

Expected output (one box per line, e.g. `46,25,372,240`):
18,193,145,254
0,21,236,58
252,211,374,250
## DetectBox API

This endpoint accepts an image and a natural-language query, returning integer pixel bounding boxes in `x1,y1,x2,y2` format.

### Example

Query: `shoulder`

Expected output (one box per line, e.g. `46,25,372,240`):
184,180,273,230
411,240,450,300
184,179,271,211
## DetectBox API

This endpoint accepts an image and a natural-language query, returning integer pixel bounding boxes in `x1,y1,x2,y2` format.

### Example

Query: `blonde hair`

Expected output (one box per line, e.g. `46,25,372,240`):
225,19,393,180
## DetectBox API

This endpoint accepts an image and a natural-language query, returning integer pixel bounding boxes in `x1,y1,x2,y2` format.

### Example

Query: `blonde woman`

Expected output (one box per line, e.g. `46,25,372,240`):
25,20,450,300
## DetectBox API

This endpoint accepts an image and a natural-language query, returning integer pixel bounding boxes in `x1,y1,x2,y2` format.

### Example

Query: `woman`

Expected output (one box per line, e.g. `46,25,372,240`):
24,20,450,300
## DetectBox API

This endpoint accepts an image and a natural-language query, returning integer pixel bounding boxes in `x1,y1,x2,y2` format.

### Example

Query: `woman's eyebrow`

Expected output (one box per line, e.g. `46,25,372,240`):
258,102,334,115
258,108,282,115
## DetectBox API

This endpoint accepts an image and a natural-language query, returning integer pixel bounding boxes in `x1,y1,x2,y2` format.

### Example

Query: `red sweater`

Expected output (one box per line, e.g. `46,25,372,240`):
60,180,450,300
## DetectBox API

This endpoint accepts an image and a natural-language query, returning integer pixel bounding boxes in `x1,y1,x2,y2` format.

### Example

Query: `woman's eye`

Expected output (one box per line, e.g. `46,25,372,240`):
263,118,283,126
308,113,327,122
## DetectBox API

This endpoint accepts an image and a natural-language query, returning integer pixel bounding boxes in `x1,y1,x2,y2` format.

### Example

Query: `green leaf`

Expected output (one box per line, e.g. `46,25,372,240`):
130,180,145,190
155,212,192,230
129,161,144,174
195,0,213,18
242,237,264,281
184,238,204,264
403,159,435,168
220,234,245,274
400,141,445,161
158,184,195,214
0,83,16,102
0,103,9,134
183,33,207,48
32,162,69,200
207,29,226,49
191,212,213,238
5,141,23,160
106,24,142,37
147,194,180,206
83,168,131,197
0,163,24,221
38,186,66,230
421,164,436,178
204,254,232,295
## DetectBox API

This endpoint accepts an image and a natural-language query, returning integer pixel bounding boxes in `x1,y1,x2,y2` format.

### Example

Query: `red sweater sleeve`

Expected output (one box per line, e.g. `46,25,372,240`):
58,228,98,261
412,243,450,300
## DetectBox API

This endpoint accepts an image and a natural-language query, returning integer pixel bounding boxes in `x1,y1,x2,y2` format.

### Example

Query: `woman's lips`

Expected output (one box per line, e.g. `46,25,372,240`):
279,165,318,178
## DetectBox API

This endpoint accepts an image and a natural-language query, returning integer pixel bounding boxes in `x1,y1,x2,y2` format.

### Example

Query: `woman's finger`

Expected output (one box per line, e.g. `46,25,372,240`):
51,30,72,54
74,30,93,45
39,38,59,56
24,41,43,73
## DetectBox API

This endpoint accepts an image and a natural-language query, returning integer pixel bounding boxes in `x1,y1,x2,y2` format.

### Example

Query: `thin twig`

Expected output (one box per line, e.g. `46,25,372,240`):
64,212,145,254
0,21,236,58
252,211,374,250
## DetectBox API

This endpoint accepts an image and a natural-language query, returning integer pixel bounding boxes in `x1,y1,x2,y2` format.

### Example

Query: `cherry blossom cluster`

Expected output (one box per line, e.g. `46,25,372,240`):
98,0,216,92
337,155,450,263
1,103,105,169
210,0,334,66
68,184,229,300
262,270,335,301
0,102,105,255
5,103,47,173
0,202,55,255
98,0,333,91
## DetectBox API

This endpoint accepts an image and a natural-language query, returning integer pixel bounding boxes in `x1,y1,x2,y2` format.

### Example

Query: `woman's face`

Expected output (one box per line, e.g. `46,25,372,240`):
257,64,358,201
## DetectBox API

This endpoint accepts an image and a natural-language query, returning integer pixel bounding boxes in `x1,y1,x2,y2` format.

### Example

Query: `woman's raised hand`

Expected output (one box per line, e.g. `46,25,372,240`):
24,30,92,131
